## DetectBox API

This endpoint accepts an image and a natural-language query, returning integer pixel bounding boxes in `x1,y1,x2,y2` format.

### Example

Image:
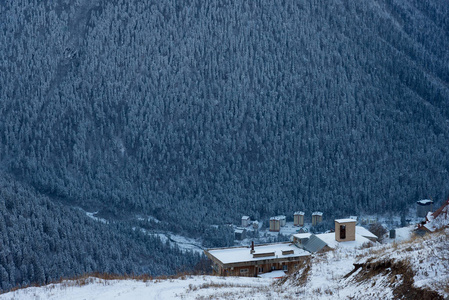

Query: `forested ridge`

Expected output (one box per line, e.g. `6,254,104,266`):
0,173,201,291
1,0,449,288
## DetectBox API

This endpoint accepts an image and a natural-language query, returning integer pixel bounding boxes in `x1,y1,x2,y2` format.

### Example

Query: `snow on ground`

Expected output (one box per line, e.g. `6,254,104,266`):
281,226,448,299
166,234,204,254
279,222,302,236
84,211,109,224
137,216,161,223
134,228,203,254
0,276,281,300
360,228,449,296
2,227,447,300
258,270,286,278
383,225,414,243
316,232,371,249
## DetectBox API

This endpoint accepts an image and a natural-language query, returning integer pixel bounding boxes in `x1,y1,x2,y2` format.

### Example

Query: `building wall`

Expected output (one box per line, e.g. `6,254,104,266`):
417,203,433,218
279,217,286,227
312,215,322,226
294,215,304,226
217,260,303,277
269,219,280,231
335,221,355,242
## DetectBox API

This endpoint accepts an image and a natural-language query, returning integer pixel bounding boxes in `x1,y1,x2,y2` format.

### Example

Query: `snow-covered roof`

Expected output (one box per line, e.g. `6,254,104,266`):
335,218,356,223
417,199,433,205
356,226,377,239
206,243,310,265
292,233,312,239
294,211,305,215
312,212,323,216
423,206,449,232
316,233,371,249
242,216,250,220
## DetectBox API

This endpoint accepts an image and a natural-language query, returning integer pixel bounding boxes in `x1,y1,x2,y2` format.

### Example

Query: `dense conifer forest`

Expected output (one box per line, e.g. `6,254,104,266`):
1,0,448,289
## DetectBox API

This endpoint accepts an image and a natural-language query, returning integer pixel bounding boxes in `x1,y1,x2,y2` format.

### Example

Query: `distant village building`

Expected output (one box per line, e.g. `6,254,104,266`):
294,211,305,226
269,217,281,232
252,220,259,231
204,242,310,277
334,219,356,242
234,228,246,240
241,216,250,227
278,215,287,227
361,217,377,225
416,199,434,218
297,227,308,234
312,212,323,226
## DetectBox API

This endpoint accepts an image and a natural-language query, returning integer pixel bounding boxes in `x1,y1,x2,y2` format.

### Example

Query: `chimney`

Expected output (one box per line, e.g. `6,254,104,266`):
250,241,255,254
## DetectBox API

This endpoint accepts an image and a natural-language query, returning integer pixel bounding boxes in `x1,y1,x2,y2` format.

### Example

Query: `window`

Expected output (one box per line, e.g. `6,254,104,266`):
240,269,249,274
258,267,263,273
283,265,288,271
340,225,346,239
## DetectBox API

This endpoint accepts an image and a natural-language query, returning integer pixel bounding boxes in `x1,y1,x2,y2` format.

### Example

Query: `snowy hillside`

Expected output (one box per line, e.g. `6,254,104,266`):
2,227,447,300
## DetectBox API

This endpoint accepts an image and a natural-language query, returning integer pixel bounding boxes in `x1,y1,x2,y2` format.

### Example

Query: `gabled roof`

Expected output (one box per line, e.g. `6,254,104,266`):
356,226,377,239
292,233,312,239
302,234,328,253
417,199,433,205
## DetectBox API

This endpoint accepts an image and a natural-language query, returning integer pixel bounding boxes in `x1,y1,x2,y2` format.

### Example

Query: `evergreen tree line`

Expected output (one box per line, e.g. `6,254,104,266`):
0,0,449,283
0,173,201,291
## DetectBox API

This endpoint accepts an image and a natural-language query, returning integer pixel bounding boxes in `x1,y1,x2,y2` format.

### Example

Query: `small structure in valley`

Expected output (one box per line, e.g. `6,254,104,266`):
234,228,246,240
252,220,259,230
269,217,281,232
312,212,323,226
241,216,250,227
278,215,287,227
204,242,310,276
416,199,434,218
294,211,305,226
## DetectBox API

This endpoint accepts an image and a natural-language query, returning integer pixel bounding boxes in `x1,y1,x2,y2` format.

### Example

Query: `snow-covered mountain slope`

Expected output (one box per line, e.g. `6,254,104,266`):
281,228,449,299
1,228,447,299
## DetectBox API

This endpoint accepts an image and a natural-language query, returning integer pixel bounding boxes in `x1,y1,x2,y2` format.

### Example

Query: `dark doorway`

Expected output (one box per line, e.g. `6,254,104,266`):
340,225,346,239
